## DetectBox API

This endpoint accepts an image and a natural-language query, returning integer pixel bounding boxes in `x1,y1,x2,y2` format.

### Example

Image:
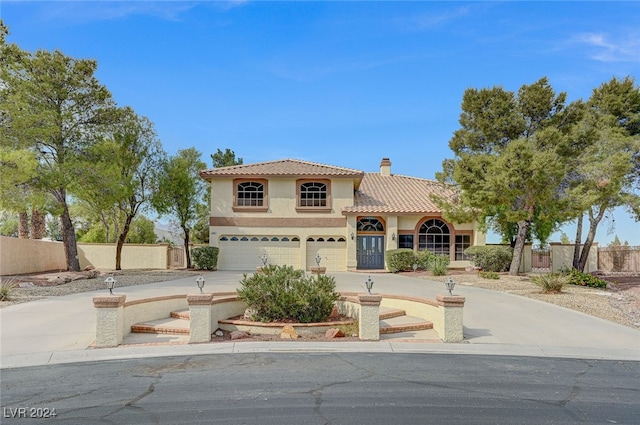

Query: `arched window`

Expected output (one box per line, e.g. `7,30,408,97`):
418,219,450,256
236,181,265,206
299,182,327,207
357,217,384,232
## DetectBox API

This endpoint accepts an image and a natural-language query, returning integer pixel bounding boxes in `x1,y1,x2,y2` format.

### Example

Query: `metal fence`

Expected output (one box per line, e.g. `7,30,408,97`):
531,248,551,272
598,246,640,273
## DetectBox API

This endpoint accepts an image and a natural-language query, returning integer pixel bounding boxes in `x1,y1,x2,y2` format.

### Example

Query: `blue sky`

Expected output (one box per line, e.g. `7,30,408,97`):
2,1,639,245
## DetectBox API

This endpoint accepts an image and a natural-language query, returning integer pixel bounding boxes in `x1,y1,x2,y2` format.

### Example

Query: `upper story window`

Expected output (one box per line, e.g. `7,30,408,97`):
237,181,264,206
233,179,268,212
297,179,331,211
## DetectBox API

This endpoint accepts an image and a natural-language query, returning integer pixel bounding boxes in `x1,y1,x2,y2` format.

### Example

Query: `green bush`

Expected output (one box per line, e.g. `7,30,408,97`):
191,246,219,270
478,271,500,279
532,272,566,294
431,255,450,276
237,265,340,323
564,269,607,288
415,250,435,271
464,246,513,272
386,249,416,273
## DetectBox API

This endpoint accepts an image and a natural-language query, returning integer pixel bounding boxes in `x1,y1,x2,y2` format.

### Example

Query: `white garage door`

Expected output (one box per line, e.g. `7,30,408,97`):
218,236,301,271
306,237,347,272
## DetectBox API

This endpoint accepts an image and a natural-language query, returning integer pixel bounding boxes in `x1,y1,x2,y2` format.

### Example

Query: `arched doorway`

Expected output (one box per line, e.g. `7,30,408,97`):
356,217,385,269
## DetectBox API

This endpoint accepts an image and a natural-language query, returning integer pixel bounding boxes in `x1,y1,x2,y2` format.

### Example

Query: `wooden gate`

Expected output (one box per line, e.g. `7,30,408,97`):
168,246,185,268
532,248,551,272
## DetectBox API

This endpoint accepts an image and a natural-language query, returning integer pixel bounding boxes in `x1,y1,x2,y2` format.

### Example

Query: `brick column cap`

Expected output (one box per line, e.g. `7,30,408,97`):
358,294,382,306
187,293,214,305
93,294,126,308
436,295,466,307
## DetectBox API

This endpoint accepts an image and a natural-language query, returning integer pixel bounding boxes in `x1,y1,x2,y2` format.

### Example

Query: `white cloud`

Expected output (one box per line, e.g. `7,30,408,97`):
572,31,640,63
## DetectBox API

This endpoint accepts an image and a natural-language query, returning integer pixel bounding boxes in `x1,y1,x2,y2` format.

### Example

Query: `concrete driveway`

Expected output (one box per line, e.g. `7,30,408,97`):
1,271,639,368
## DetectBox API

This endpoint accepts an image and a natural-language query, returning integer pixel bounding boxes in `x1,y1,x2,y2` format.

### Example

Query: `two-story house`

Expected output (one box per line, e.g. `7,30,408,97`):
199,158,485,271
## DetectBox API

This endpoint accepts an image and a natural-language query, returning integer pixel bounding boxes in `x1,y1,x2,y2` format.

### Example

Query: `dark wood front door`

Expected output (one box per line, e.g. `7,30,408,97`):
357,235,385,269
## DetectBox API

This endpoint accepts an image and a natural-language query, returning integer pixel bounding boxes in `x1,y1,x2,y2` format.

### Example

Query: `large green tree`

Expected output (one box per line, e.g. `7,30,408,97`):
568,76,640,272
1,27,116,271
77,107,165,269
211,148,243,168
436,78,581,275
152,148,207,268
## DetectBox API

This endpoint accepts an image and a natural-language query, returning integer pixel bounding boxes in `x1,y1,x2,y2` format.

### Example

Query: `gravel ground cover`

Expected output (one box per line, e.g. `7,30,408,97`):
2,269,639,332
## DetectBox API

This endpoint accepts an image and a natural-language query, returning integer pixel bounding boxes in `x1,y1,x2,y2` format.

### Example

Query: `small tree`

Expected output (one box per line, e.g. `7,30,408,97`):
152,148,207,268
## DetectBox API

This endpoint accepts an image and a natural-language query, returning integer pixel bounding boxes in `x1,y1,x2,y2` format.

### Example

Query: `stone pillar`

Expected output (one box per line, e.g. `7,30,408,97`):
436,295,465,343
187,293,214,343
93,295,126,348
358,294,382,341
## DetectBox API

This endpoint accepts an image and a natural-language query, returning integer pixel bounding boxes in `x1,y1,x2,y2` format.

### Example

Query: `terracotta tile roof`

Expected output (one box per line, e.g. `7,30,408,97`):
199,159,364,179
343,173,458,214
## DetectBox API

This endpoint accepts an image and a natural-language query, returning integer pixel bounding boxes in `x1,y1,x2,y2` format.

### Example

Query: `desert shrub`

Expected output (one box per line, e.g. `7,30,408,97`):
431,255,450,276
415,250,435,271
191,246,219,270
386,249,416,273
478,271,500,279
532,273,566,294
564,269,607,288
464,246,513,272
237,265,340,323
0,279,16,301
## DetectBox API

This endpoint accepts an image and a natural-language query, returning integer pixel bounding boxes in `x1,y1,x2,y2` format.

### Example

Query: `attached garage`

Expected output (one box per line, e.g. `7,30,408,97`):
217,236,301,271
306,237,347,272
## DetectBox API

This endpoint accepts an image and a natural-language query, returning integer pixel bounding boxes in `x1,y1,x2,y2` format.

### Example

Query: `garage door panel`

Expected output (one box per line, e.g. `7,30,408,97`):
306,241,346,272
219,238,300,271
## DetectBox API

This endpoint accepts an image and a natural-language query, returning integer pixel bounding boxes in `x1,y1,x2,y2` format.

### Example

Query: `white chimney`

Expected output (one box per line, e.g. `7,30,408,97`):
380,158,391,176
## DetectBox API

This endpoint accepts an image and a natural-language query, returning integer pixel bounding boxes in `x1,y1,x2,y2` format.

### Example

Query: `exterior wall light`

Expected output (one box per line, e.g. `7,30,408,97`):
196,274,205,293
315,254,322,266
260,254,268,266
445,277,456,296
365,275,374,294
351,232,355,240
392,233,396,241
104,275,116,295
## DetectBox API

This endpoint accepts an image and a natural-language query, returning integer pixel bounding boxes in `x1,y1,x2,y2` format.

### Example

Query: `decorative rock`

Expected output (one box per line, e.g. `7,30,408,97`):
48,276,67,285
84,265,95,271
18,282,34,288
329,306,339,319
280,325,298,340
606,282,619,292
213,330,224,337
231,331,249,340
325,328,345,338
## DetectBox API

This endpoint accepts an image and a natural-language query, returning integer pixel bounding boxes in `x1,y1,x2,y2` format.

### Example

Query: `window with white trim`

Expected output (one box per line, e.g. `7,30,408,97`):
418,219,450,256
299,182,327,207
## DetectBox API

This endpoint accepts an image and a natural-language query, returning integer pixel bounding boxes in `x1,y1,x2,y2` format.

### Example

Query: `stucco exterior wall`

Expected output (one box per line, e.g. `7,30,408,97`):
551,243,598,273
78,243,169,270
0,236,67,275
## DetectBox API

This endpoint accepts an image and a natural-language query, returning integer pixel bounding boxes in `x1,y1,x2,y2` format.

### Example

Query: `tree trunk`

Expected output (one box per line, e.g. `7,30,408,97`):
115,213,135,271
576,207,606,272
31,209,46,239
509,219,531,276
572,214,583,270
182,226,192,269
56,189,81,271
18,211,29,239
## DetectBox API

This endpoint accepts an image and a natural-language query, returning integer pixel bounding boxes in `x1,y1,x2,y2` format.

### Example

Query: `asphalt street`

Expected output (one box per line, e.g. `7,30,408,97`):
1,353,639,424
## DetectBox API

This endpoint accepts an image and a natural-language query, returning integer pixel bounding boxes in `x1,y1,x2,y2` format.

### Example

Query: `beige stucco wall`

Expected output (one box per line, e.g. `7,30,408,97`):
210,177,354,218
78,243,170,270
0,236,67,275
551,243,598,273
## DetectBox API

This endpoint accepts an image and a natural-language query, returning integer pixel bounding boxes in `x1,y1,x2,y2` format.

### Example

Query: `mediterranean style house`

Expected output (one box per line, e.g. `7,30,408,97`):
199,158,485,271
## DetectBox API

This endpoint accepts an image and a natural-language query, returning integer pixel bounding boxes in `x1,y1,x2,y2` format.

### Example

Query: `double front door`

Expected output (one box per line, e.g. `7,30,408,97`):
357,235,384,269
